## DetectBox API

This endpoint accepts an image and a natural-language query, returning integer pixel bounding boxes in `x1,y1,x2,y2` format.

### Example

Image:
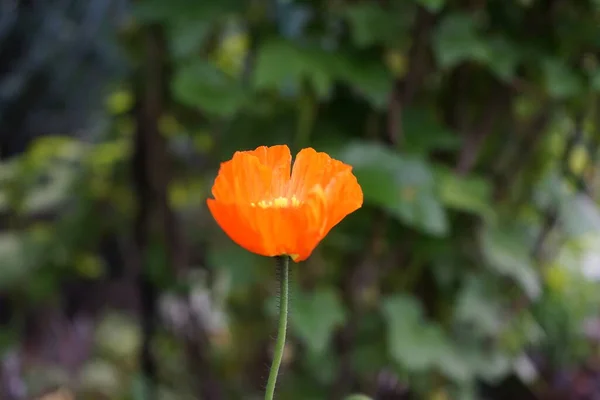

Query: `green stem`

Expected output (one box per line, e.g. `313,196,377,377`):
265,255,290,400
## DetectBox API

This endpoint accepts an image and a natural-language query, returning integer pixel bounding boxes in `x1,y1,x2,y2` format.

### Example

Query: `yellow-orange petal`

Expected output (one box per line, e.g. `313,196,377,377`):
320,168,363,237
212,145,292,203
211,150,273,204
207,198,322,261
288,148,352,200
250,145,292,197
207,145,363,262
289,148,362,237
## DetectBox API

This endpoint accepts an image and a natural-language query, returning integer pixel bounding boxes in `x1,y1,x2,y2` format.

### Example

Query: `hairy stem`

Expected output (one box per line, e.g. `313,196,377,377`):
265,255,290,400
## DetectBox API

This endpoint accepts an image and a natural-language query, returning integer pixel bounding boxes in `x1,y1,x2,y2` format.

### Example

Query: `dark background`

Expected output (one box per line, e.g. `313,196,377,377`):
0,0,599,399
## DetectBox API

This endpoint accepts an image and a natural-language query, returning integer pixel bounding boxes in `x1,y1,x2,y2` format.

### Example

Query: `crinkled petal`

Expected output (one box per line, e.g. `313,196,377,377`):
250,145,292,197
211,151,272,204
207,145,363,262
289,148,352,201
321,169,363,237
207,199,322,261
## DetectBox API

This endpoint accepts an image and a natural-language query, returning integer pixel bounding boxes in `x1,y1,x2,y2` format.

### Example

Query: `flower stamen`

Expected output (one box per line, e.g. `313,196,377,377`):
251,195,301,209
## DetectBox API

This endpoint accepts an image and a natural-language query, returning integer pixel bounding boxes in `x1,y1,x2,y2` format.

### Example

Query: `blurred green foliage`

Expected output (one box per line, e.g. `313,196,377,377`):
2,0,600,399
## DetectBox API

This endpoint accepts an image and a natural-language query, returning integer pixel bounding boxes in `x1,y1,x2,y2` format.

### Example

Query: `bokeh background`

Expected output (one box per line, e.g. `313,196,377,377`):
1,0,600,399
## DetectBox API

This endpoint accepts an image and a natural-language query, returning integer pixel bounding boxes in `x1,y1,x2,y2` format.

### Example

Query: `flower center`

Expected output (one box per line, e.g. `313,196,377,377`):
251,195,301,209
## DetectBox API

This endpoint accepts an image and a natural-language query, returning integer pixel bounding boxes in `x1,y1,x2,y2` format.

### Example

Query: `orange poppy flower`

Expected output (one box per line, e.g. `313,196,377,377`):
207,145,363,262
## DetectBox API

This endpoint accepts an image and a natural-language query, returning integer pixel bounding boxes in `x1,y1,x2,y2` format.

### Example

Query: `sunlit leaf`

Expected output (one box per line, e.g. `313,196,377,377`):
339,142,449,236
173,60,248,116
414,0,445,12
0,233,26,289
454,277,503,336
253,39,333,98
332,56,393,109
402,108,462,154
433,13,487,69
383,295,471,381
208,243,266,292
106,89,134,115
342,4,413,47
135,0,241,23
435,167,494,219
480,224,541,299
559,193,600,238
291,288,346,354
542,58,584,99
433,14,519,79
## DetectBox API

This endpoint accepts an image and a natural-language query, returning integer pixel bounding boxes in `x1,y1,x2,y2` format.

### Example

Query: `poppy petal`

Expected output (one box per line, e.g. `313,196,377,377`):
321,169,363,237
211,151,272,204
289,148,352,200
207,198,316,260
249,145,292,198
207,145,362,262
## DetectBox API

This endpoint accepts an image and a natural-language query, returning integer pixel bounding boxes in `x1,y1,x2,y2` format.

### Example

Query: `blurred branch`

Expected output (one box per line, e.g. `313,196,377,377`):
295,79,317,150
331,219,387,399
386,6,434,146
532,113,584,261
532,210,558,262
133,23,172,400
493,107,553,202
134,19,223,400
332,7,435,399
444,66,472,135
401,7,434,105
455,82,512,175
562,114,592,195
387,82,402,146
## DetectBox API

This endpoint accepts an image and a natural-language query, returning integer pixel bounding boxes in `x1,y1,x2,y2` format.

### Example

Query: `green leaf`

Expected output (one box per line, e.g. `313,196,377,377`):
433,13,487,69
459,347,512,383
559,193,600,238
433,15,519,79
402,108,462,154
253,39,333,98
332,57,393,109
591,68,600,92
480,224,541,299
484,37,520,81
0,233,26,290
383,295,433,369
172,61,248,116
542,59,584,99
383,295,471,381
533,170,570,211
280,375,328,400
345,395,373,400
23,166,75,214
338,142,449,236
302,348,339,384
208,243,266,292
253,38,393,106
342,4,412,47
454,277,503,336
350,340,387,376
135,0,241,23
414,0,445,12
435,167,494,219
291,288,346,354
168,23,212,59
